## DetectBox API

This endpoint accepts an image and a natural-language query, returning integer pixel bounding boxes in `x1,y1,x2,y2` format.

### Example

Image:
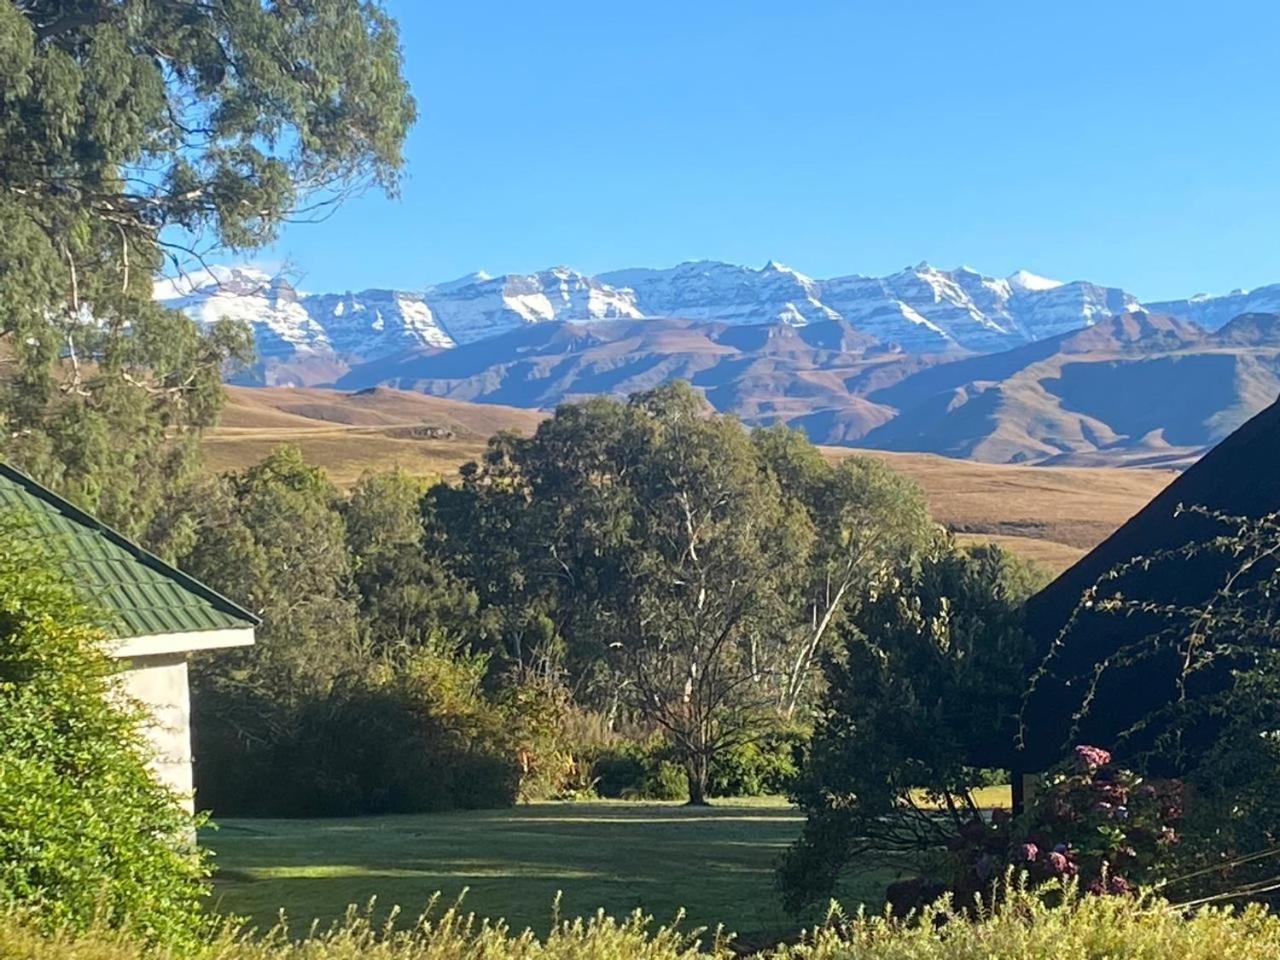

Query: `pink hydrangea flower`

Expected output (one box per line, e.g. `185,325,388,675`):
1074,745,1112,769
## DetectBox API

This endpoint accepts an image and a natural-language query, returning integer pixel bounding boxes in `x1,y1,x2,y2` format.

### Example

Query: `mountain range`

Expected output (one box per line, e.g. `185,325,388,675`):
157,261,1280,467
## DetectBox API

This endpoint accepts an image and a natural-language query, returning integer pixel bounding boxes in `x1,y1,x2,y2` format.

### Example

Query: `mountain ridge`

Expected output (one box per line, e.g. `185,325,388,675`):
161,262,1280,468
160,259,1158,382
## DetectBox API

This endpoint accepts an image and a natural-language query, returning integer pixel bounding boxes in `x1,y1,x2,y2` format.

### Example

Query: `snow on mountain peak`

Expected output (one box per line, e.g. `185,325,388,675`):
156,258,1203,382
1007,269,1064,292
429,271,492,293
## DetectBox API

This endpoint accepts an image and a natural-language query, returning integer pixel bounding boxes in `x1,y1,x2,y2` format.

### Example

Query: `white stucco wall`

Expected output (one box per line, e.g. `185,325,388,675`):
116,654,195,813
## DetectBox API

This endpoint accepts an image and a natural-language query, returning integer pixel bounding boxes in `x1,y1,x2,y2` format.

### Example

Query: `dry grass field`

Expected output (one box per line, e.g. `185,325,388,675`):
206,387,545,485
207,386,1177,572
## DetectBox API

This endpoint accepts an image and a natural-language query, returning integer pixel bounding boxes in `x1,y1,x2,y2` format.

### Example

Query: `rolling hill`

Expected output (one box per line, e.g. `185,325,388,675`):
207,387,545,485
325,311,1280,467
208,385,1175,572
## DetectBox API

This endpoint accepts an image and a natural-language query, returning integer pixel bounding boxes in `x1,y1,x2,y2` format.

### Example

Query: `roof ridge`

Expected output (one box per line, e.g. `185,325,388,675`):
0,462,260,628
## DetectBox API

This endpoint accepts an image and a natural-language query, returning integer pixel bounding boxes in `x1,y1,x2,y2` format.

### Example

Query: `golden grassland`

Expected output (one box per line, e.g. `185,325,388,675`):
207,387,1176,573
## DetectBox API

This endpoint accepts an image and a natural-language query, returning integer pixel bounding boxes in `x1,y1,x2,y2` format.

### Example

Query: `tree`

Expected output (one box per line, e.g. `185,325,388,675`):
180,446,360,697
754,426,935,718
606,386,812,804
178,447,362,812
779,540,1047,910
431,385,819,803
425,432,565,680
427,384,942,804
0,0,415,541
342,469,476,647
0,515,209,946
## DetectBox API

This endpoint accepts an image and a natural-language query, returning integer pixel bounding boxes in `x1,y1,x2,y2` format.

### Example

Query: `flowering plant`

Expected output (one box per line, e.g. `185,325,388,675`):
948,745,1184,902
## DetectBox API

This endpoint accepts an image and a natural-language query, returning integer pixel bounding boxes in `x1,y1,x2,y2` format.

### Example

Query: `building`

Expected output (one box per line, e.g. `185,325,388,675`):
1014,396,1280,799
0,463,258,811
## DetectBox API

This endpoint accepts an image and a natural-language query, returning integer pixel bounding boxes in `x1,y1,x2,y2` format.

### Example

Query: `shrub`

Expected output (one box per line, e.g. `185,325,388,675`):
194,642,520,817
790,883,1280,959
708,727,805,798
781,542,1045,912
592,741,689,801
498,679,594,802
947,746,1184,905
0,518,210,947
8,886,1280,960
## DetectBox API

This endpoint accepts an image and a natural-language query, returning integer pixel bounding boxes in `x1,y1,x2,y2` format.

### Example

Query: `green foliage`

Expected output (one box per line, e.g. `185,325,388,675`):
708,726,805,798
753,425,936,719
429,384,935,805
0,0,413,543
184,453,594,817
184,446,362,698
1,1,414,250
788,884,1280,960
192,640,519,818
591,741,689,801
0,516,209,946
10,886,1280,960
181,447,364,813
342,469,477,648
781,540,1048,911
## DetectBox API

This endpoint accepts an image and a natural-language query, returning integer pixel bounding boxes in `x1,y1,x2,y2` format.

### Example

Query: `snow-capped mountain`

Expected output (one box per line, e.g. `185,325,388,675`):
423,268,643,344
1147,283,1280,331
599,260,841,329
158,267,455,367
158,265,645,383
159,259,1263,384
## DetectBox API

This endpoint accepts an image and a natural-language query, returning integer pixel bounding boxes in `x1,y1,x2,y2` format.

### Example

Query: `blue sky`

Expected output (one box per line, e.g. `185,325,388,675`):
253,1,1280,301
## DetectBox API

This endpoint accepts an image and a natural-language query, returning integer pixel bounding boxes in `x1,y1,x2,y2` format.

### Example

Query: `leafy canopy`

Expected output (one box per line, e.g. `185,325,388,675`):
0,0,415,543
780,540,1047,910
428,383,936,804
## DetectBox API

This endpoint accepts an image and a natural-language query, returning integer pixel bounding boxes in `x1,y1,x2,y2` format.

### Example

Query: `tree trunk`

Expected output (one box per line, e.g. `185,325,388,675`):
686,754,711,806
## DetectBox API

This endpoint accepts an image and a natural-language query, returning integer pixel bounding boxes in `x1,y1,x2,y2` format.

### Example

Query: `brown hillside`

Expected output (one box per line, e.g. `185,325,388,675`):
206,386,1175,572
206,386,546,484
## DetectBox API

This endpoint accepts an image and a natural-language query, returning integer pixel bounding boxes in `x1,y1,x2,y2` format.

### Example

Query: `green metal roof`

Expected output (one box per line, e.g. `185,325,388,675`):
0,463,259,639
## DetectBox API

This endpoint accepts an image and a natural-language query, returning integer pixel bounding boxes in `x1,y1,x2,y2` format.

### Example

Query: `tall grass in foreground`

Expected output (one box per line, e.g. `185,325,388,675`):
6,886,1280,959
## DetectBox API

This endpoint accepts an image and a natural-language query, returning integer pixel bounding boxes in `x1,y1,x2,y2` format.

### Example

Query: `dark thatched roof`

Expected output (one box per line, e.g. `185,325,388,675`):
1013,396,1280,772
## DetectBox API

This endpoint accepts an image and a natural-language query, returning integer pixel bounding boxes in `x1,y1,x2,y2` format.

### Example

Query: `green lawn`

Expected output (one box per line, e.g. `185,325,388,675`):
203,800,899,943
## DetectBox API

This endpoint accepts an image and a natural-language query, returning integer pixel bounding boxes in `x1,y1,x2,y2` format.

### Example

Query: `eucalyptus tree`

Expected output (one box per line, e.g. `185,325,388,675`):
753,425,936,717
0,1,415,540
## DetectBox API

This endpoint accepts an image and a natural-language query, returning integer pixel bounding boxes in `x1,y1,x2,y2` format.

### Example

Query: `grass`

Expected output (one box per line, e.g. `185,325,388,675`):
204,792,1016,943
14,886,1280,960
202,800,894,943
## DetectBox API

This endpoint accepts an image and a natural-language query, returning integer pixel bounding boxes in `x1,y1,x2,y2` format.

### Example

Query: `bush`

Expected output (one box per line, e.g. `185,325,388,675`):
588,728,805,803
946,746,1184,906
0,518,209,947
708,727,805,798
781,542,1045,911
194,642,520,817
592,741,689,801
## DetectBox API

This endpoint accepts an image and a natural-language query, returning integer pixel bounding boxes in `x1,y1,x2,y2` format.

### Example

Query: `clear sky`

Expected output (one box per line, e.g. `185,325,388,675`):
251,0,1280,302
